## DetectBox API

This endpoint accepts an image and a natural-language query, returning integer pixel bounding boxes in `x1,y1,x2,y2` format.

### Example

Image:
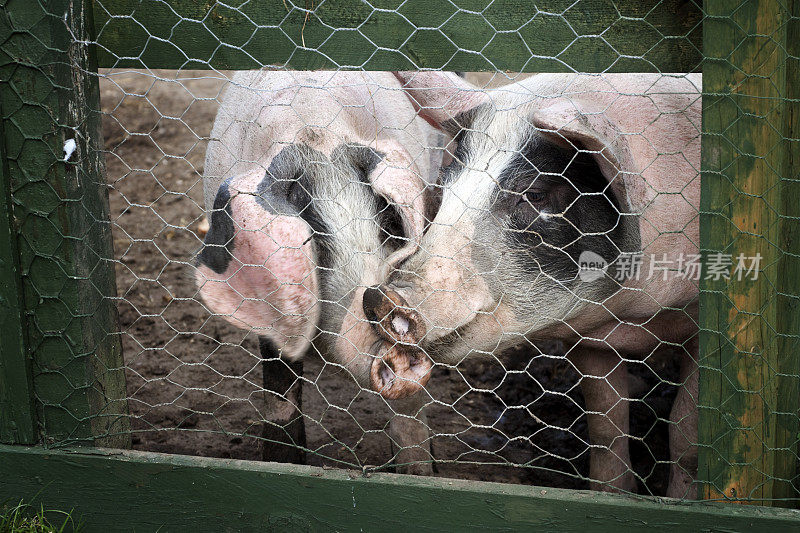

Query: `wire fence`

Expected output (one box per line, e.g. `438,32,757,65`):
2,0,798,506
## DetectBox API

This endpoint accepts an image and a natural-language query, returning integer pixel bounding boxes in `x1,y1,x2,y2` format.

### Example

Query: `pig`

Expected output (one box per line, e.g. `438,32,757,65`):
194,71,443,473
362,72,702,497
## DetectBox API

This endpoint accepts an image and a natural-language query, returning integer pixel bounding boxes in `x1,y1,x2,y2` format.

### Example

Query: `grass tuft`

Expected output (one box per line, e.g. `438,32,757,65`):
0,501,81,533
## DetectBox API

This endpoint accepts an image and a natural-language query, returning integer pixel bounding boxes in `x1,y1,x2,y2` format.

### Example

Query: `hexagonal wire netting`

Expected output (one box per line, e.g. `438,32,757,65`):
4,0,798,504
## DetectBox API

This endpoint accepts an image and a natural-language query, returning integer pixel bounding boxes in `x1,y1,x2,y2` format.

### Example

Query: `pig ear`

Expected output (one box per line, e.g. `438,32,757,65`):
531,100,635,208
394,71,490,129
195,169,319,360
366,139,429,246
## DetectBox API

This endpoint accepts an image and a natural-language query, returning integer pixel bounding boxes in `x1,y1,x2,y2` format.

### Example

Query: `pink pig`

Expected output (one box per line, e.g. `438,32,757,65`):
195,71,444,473
361,72,702,496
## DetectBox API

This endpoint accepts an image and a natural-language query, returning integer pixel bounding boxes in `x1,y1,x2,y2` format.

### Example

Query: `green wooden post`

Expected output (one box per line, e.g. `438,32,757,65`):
777,0,800,505
0,0,129,448
0,98,37,445
699,0,800,506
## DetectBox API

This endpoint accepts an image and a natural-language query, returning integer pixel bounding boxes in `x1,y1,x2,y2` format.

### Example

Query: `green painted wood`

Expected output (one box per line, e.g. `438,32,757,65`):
775,0,800,504
0,0,129,448
698,0,800,507
91,0,702,72
0,89,37,445
0,445,798,532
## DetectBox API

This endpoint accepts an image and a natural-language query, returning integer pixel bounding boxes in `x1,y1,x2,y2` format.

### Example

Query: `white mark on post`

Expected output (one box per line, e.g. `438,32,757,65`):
63,138,76,161
392,315,409,335
352,486,356,508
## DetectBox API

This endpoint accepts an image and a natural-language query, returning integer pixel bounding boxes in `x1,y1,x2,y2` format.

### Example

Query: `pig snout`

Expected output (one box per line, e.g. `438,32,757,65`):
362,286,433,399
369,342,433,400
362,286,426,345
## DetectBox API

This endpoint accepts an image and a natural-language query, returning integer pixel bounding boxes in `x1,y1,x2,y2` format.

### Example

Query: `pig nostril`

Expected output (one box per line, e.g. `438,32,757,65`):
380,359,396,386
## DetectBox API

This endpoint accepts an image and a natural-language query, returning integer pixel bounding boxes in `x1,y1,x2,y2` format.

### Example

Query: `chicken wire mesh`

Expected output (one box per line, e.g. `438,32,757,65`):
1,0,798,506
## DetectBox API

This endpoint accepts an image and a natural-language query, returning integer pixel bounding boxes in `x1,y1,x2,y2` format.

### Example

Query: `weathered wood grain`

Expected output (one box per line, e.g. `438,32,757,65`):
0,0,129,447
698,0,800,506
1,445,799,532
0,86,37,445
775,0,800,504
91,0,702,72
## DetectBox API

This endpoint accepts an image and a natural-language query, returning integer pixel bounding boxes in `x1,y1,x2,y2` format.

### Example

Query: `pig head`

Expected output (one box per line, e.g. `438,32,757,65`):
195,71,443,399
363,72,702,370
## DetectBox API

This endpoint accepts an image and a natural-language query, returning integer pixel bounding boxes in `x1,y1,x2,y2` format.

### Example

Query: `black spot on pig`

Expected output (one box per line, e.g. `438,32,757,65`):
424,183,443,225
440,103,495,185
199,141,408,288
197,182,235,274
440,103,494,138
492,135,639,283
339,144,382,176
255,144,336,271
373,196,406,250
337,143,406,250
251,142,406,271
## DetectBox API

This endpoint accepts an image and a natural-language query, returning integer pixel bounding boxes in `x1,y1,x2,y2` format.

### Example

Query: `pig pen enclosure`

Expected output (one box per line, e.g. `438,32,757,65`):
2,0,800,530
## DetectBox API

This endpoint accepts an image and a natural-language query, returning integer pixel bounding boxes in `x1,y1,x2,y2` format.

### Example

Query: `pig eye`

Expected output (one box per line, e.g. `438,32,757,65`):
524,190,547,205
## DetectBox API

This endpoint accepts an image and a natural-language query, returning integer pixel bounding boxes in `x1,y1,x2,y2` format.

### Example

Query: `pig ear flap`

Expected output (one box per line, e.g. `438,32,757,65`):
364,140,429,246
531,101,636,209
394,71,490,132
195,169,320,361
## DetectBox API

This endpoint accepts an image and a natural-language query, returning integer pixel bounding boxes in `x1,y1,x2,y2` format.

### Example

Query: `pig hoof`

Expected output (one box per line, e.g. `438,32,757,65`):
370,344,432,399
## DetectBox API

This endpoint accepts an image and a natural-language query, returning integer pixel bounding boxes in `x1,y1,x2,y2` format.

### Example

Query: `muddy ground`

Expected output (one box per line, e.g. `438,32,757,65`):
100,70,679,495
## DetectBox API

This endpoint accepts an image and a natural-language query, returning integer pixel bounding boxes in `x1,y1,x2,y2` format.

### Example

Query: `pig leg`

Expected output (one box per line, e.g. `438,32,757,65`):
259,338,306,464
569,347,637,493
667,338,699,499
387,395,434,476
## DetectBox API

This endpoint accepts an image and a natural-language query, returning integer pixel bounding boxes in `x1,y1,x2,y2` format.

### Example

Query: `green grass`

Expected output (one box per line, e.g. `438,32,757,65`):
0,501,80,533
